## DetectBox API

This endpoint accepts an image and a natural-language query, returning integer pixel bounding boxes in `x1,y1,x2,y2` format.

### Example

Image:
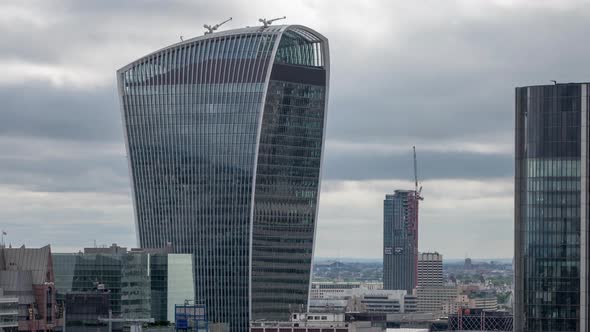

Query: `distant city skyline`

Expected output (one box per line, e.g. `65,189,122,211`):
7,0,590,259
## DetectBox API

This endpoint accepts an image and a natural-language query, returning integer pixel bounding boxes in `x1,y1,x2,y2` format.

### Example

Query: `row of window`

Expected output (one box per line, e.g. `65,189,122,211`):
526,158,580,177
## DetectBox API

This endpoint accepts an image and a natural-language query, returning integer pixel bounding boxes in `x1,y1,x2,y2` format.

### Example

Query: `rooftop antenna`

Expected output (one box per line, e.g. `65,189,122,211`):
259,16,286,27
204,17,232,35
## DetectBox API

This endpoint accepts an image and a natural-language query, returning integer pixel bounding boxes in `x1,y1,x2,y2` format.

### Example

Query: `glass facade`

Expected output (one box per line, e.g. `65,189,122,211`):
52,251,193,323
515,84,587,332
117,25,329,331
383,190,419,293
64,292,110,332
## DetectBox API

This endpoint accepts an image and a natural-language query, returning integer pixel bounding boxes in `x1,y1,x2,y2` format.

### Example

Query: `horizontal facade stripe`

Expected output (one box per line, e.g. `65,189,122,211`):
270,63,326,86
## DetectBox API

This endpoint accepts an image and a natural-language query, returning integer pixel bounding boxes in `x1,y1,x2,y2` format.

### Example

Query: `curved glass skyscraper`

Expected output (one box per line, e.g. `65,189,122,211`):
515,83,589,332
117,25,329,331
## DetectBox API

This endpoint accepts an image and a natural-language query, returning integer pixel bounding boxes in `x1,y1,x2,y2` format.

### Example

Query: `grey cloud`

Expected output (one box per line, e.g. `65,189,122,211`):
0,83,122,142
0,153,129,193
2,0,587,256
323,149,512,181
4,218,135,252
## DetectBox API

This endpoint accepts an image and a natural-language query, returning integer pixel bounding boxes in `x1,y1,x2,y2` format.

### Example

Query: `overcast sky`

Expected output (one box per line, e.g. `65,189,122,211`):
2,0,590,259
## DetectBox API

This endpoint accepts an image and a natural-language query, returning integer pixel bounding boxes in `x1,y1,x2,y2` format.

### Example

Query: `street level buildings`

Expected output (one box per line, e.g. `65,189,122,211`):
441,294,499,315
52,244,194,325
117,25,330,331
309,288,417,314
412,252,459,316
64,287,110,332
414,286,459,316
310,282,383,300
383,190,420,293
0,245,63,332
515,83,589,332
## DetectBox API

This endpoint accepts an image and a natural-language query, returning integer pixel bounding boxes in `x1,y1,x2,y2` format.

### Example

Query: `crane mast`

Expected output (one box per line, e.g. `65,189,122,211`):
203,17,232,35
413,146,424,200
259,16,286,27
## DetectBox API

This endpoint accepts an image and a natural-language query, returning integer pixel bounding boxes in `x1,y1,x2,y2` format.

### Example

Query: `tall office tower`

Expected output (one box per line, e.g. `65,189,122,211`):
515,83,589,332
383,190,419,293
117,25,329,331
417,252,443,287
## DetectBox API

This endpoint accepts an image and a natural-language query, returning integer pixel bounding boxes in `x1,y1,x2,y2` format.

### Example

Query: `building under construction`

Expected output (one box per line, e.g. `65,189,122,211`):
383,190,420,293
383,148,423,293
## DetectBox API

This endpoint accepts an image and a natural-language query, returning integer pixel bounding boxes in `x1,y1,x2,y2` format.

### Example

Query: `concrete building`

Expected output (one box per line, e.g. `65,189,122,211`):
383,190,419,293
515,83,588,332
310,288,417,314
0,245,63,332
414,286,459,316
53,244,194,325
250,312,381,332
310,282,383,300
354,290,417,314
442,295,469,316
468,296,498,312
411,251,458,316
442,294,498,315
417,252,443,287
118,24,330,331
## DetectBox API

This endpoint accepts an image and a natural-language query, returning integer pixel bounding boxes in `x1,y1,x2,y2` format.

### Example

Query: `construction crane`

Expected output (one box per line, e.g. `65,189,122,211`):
413,146,424,201
259,16,286,27
204,17,232,35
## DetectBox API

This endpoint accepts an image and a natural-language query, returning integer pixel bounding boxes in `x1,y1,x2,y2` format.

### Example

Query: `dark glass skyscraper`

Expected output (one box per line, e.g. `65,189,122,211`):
117,25,329,331
515,83,589,332
383,190,419,293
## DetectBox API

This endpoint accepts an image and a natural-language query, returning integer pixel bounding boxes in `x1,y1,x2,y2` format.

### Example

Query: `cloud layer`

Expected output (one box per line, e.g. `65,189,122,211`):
3,0,590,258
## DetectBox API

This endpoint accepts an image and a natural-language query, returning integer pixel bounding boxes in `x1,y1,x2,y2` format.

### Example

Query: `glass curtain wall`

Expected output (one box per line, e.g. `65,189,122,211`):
118,25,329,330
251,29,326,318
120,31,277,330
516,84,582,332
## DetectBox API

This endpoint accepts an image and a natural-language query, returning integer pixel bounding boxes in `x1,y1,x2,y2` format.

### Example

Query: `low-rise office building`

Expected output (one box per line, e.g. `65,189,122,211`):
53,244,194,324
442,294,499,315
414,286,459,316
311,282,362,300
250,312,383,332
310,288,417,314
64,284,111,332
310,282,384,300
468,296,498,311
